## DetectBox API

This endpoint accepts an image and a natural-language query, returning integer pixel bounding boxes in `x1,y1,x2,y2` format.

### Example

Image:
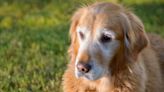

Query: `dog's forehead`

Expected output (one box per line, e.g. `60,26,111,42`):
78,10,95,30
77,9,123,39
78,11,108,30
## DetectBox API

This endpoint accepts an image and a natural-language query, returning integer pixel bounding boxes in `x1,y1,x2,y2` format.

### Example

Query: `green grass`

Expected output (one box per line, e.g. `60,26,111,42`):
0,0,163,92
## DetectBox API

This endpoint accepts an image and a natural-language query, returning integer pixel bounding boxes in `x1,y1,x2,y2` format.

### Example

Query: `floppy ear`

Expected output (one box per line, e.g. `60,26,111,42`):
68,9,83,63
122,12,149,61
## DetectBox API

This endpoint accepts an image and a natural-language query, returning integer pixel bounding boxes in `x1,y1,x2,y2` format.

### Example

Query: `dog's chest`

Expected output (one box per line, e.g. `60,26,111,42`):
84,77,112,92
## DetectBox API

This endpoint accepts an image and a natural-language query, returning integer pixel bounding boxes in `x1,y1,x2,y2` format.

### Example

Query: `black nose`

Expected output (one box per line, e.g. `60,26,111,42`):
77,63,91,73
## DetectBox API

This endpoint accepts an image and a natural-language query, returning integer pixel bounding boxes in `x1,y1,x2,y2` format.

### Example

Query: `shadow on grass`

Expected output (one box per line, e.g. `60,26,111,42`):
131,3,164,36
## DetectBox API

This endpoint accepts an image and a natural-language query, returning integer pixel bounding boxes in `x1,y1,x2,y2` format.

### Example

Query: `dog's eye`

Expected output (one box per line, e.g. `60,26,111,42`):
100,34,112,43
79,31,85,39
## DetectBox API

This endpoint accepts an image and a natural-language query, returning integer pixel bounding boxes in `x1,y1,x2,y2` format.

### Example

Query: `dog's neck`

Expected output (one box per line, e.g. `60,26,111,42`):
98,76,113,92
82,74,112,92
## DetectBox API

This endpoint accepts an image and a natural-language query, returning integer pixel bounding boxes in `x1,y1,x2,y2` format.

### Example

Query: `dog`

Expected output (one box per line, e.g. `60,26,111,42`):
63,2,164,92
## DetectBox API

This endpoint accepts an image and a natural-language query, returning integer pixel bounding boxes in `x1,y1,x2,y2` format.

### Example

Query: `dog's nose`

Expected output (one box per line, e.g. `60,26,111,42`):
77,63,91,73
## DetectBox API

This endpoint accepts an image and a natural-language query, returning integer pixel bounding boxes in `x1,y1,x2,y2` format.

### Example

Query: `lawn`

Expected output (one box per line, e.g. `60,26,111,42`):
0,0,163,92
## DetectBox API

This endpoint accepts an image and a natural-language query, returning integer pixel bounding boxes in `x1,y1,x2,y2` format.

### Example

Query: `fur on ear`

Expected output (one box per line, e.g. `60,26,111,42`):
120,11,149,61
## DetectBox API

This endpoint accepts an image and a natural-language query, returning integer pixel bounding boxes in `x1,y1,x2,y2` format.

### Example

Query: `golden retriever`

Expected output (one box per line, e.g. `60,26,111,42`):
63,2,164,92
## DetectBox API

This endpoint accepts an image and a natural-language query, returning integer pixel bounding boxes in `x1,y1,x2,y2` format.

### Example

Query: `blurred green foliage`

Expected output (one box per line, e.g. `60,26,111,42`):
0,0,163,92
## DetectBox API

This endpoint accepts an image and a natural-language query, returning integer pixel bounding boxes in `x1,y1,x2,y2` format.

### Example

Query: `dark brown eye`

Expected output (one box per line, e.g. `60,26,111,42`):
79,31,85,39
100,34,112,43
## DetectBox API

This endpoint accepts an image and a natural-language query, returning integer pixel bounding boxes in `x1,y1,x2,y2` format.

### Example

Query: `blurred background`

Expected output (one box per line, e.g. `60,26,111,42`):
0,0,163,92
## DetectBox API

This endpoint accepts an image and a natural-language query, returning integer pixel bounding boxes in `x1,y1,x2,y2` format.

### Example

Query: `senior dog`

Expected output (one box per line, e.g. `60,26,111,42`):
63,2,164,92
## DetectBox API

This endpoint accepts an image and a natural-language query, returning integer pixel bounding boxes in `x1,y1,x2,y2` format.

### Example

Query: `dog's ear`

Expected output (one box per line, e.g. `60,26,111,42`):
68,9,83,63
121,12,149,61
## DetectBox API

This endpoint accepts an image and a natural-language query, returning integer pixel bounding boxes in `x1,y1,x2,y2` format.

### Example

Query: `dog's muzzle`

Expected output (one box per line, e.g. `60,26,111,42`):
77,62,92,73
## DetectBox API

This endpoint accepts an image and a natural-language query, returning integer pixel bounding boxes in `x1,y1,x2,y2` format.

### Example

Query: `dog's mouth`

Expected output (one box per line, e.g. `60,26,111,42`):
75,71,98,81
75,67,104,81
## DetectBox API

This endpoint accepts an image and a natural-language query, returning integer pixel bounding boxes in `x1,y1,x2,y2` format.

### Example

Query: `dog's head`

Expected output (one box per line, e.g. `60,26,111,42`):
68,2,148,81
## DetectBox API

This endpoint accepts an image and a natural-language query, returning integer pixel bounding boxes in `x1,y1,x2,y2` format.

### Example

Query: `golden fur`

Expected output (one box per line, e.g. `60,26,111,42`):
63,2,164,92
